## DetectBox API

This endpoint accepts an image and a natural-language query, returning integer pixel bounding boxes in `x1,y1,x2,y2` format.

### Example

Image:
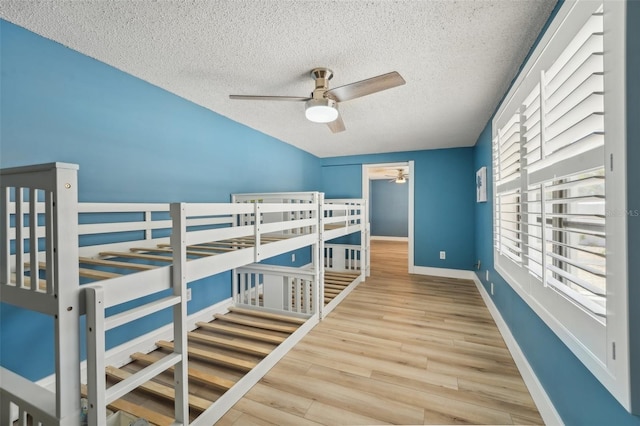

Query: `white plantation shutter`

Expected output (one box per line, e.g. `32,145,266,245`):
494,6,606,319
529,9,605,184
495,113,521,188
533,8,605,318
542,169,606,317
493,112,523,265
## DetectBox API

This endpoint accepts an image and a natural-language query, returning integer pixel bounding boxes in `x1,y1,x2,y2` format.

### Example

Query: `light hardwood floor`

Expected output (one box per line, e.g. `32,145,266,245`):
217,240,543,425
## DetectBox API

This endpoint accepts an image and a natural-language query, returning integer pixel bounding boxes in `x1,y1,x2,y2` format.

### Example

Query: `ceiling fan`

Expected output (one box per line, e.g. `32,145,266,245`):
386,169,409,183
229,68,406,133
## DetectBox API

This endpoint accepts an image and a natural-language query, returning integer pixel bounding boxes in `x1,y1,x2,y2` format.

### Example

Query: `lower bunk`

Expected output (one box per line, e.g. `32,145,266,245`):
83,301,315,425
321,243,367,318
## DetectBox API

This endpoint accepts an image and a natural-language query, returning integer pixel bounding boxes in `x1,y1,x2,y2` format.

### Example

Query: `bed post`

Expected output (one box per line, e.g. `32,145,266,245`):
230,195,238,304
52,164,82,425
361,199,367,280
170,203,189,425
317,192,325,319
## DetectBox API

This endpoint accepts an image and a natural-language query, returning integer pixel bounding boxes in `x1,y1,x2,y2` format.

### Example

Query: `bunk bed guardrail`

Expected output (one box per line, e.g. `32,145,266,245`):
1,162,81,426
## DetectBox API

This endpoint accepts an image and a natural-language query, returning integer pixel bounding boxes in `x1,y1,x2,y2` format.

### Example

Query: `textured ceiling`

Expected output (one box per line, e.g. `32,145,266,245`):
0,1,555,158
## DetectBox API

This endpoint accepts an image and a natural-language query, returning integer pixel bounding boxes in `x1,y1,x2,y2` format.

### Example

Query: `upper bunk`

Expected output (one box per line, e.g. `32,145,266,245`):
1,164,321,315
231,191,367,242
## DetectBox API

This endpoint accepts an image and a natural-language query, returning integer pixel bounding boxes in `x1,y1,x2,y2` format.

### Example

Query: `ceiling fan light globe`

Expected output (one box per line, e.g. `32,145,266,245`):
305,99,339,123
395,177,406,183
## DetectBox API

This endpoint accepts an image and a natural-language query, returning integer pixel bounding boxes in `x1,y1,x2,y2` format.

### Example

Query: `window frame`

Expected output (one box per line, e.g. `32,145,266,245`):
492,0,629,411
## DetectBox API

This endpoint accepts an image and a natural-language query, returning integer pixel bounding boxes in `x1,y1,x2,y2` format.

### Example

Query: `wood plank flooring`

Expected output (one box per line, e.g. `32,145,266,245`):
217,240,543,425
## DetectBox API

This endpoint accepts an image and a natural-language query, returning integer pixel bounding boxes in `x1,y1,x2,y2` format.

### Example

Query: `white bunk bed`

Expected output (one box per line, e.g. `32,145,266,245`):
231,192,370,318
0,163,321,426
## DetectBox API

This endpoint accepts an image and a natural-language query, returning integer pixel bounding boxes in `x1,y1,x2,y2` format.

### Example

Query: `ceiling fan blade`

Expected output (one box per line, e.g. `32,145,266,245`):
229,95,310,101
325,71,406,102
327,113,346,133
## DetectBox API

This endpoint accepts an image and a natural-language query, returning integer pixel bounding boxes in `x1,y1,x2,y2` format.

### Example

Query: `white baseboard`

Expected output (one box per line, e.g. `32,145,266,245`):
411,265,476,280
370,236,408,242
470,274,562,426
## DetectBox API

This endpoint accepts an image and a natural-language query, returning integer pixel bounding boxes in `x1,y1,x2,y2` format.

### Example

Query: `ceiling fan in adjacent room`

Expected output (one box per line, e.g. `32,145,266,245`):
229,68,406,133
387,169,409,183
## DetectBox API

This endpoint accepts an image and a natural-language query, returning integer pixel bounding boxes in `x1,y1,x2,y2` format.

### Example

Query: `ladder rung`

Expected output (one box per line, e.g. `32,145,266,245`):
105,353,181,405
105,296,181,331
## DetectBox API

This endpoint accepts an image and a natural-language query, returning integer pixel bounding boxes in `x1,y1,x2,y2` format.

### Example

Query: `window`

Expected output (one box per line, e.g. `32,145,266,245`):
492,0,629,410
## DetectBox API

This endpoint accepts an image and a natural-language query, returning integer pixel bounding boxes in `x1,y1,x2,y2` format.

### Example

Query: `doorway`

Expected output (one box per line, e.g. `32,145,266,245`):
362,161,414,273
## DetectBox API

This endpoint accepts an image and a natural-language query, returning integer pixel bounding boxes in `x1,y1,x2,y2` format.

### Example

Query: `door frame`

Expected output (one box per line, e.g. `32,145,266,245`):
362,161,415,273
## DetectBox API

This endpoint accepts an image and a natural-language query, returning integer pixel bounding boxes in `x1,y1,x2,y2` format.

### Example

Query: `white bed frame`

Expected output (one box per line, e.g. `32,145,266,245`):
0,163,322,426
231,193,370,318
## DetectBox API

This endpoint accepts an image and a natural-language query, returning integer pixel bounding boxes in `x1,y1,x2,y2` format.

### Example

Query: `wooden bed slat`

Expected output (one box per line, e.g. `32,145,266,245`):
212,314,298,334
81,384,174,426
155,340,256,371
99,251,173,262
324,283,350,289
78,267,121,280
188,331,272,357
324,276,357,284
105,366,213,412
228,306,307,325
129,247,215,258
79,257,156,271
157,243,238,252
195,321,287,344
130,352,234,391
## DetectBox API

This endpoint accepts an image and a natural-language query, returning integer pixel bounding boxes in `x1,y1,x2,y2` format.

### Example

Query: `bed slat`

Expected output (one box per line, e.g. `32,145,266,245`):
155,340,257,372
104,366,213,413
187,331,272,356
79,257,156,271
130,352,234,391
195,321,286,344
212,314,298,333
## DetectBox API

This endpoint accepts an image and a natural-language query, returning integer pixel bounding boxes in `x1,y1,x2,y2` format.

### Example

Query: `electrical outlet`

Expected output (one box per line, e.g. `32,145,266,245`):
439,251,446,260
291,253,296,263
486,270,489,281
491,282,494,296
186,288,192,301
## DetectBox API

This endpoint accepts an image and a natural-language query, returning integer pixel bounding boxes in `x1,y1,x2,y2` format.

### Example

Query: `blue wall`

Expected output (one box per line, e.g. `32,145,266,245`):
0,20,320,380
370,179,408,237
473,2,640,424
322,148,475,271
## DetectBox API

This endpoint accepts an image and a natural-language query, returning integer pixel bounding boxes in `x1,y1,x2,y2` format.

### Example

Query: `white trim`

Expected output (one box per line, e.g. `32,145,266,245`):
411,265,475,281
471,274,563,426
408,160,415,273
362,161,415,274
370,236,408,242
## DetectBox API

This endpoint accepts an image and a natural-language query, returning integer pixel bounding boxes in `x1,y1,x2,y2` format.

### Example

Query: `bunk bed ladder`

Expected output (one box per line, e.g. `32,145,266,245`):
84,204,190,426
0,163,81,426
